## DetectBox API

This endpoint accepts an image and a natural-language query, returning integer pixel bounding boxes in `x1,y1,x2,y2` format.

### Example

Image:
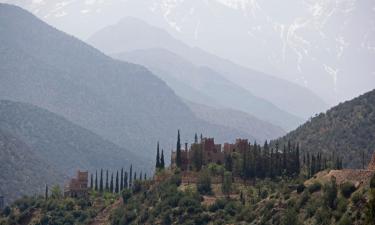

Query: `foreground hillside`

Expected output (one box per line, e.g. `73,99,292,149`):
277,89,375,168
1,169,374,225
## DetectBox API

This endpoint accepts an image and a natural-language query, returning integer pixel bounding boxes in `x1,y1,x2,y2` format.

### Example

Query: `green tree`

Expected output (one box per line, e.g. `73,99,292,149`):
197,170,212,195
105,170,109,191
45,184,48,200
222,171,232,198
95,170,98,191
365,173,375,224
124,172,128,189
156,142,160,169
110,173,114,193
115,171,119,193
323,177,338,209
99,169,103,193
129,164,133,188
176,130,182,168
160,149,165,169
120,168,124,191
51,185,62,199
90,173,93,190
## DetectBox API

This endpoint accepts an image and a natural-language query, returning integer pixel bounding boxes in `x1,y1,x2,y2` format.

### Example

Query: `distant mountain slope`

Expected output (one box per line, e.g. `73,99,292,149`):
0,129,63,205
276,89,375,168
114,48,302,130
0,100,143,174
186,101,285,142
0,4,246,163
88,17,328,120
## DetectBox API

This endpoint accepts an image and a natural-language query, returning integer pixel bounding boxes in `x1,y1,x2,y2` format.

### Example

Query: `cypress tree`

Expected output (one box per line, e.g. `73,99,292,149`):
139,172,143,181
176,130,182,168
110,173,114,193
194,133,198,143
124,172,128,189
129,165,133,188
99,169,103,193
134,172,137,182
160,149,165,169
105,170,109,191
95,170,98,191
156,142,160,169
120,168,124,191
90,173,93,190
144,173,147,180
45,184,48,200
115,171,119,193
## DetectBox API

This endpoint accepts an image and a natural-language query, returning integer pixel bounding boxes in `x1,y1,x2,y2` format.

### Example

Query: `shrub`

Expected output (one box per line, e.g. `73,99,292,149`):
297,184,305,194
197,171,212,195
337,214,352,225
340,182,356,198
281,208,299,225
323,178,338,209
351,191,364,205
121,189,132,203
307,182,321,193
370,173,375,189
2,206,11,217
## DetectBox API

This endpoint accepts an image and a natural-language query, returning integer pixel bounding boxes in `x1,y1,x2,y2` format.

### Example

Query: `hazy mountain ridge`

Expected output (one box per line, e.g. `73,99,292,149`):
276,89,375,168
5,0,374,105
0,3,249,164
113,48,302,131
186,101,285,142
88,17,327,121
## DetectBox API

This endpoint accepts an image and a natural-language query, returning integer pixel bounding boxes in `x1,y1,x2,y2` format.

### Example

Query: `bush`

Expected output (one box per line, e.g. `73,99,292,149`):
197,171,212,195
370,173,375,189
351,191,364,205
2,206,11,217
297,184,305,194
340,182,356,198
121,189,132,203
307,182,321,193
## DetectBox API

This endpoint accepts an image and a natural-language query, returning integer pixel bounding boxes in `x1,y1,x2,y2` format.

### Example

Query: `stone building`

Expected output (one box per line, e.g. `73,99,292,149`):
64,170,88,198
223,139,250,154
171,137,229,170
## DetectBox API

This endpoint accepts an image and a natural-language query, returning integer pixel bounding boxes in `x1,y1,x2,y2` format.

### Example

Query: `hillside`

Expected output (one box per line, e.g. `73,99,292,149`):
0,4,247,162
0,100,144,174
186,101,285,142
88,17,328,121
113,48,302,131
277,89,375,168
0,129,63,205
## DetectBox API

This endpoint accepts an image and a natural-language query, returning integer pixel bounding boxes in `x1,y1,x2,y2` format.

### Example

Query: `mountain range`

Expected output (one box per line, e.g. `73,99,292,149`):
4,0,374,105
0,3,249,165
88,17,327,122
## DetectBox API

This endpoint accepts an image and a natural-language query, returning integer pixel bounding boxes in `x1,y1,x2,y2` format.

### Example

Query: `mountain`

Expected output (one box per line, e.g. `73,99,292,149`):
0,129,63,205
0,100,144,174
0,4,247,163
186,101,285,142
113,48,301,131
88,17,327,121
276,89,375,168
5,0,373,105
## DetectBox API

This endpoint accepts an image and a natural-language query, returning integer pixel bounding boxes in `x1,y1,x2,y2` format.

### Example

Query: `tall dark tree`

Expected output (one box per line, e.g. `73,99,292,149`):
139,172,143,181
95,170,98,191
129,164,133,188
194,133,198,143
110,173,114,193
144,173,147,180
176,130,182,167
90,173,93,190
115,171,119,193
124,172,128,189
45,184,48,200
120,168,124,191
160,149,165,169
156,142,160,169
134,172,137,182
105,170,109,191
99,169,103,192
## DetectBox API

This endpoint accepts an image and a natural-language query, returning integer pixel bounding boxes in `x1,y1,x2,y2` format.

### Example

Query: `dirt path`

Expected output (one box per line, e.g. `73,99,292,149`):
90,199,122,225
